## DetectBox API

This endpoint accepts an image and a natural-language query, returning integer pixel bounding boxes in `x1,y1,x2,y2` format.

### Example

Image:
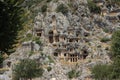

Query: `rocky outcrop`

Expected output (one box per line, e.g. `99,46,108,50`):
2,0,120,80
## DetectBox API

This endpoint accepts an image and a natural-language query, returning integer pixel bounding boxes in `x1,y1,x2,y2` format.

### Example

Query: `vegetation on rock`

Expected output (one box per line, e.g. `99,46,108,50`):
41,4,47,13
13,59,44,80
92,30,120,80
92,64,112,80
56,4,69,15
87,0,101,14
100,37,111,43
67,69,80,79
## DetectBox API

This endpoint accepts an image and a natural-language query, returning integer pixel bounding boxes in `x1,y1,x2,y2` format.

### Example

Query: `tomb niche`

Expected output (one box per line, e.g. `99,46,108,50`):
76,30,80,37
49,31,54,43
69,54,78,62
54,52,58,57
69,38,73,42
52,15,56,22
55,35,59,42
82,49,89,59
36,29,42,37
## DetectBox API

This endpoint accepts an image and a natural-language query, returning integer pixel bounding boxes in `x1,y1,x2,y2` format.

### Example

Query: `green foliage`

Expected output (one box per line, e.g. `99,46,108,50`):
92,30,120,80
56,4,68,15
48,56,54,63
0,0,27,54
28,51,34,56
46,0,52,3
110,30,120,79
41,4,47,13
87,0,101,14
100,37,111,43
111,30,120,58
103,28,109,33
25,33,33,41
111,0,120,5
33,37,41,45
53,0,58,2
67,69,80,79
0,54,4,67
25,0,44,8
47,66,52,72
92,64,112,80
13,59,44,80
111,57,120,79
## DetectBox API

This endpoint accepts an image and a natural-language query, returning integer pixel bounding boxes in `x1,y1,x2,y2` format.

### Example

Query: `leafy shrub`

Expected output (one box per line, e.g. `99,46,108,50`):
25,33,32,41
87,0,101,14
0,54,4,68
47,66,52,72
100,37,110,43
13,59,44,80
56,4,68,15
103,28,109,33
41,4,47,13
111,30,120,58
111,57,120,79
33,37,41,45
46,0,52,3
67,69,80,79
28,51,34,56
53,0,58,2
92,64,112,80
48,56,54,63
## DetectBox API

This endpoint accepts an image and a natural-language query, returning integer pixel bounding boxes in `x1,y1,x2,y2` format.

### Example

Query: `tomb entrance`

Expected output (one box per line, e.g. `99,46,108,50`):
49,31,54,43
68,54,78,62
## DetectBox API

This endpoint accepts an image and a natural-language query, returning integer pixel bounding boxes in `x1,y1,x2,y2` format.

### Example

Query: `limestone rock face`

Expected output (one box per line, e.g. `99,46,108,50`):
3,0,120,80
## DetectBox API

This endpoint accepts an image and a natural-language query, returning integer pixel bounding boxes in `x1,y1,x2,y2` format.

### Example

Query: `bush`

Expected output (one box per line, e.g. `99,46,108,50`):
33,37,41,45
67,69,80,79
100,37,111,43
103,28,109,33
25,33,32,41
47,66,52,72
41,5,47,13
56,4,68,15
13,59,44,80
46,0,52,3
111,57,120,79
111,0,120,5
87,0,101,14
111,30,120,58
110,30,120,79
48,56,54,63
92,64,112,80
28,51,34,56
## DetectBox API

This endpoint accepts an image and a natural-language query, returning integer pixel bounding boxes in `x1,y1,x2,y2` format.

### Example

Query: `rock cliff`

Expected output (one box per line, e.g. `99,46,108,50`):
2,0,120,80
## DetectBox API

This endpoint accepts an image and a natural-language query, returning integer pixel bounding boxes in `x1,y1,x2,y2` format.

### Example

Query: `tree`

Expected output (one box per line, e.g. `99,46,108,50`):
0,54,4,68
0,0,26,55
13,59,44,80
